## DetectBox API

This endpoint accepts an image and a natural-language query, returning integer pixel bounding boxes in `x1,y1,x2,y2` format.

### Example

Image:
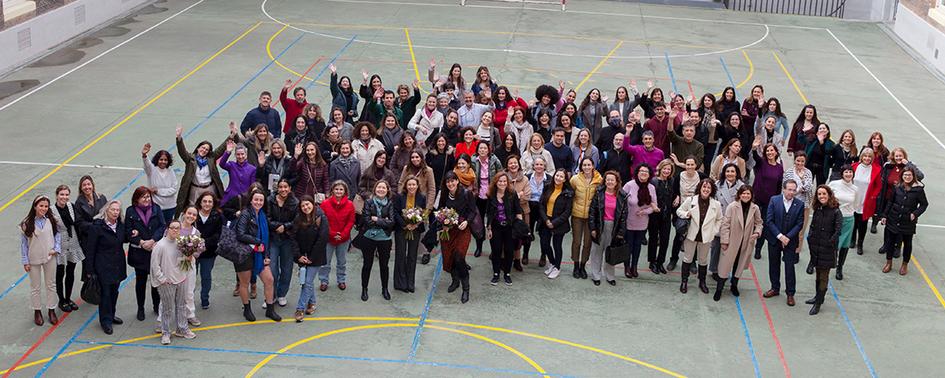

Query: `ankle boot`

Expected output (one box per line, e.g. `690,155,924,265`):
460,278,470,303
730,278,740,297
265,303,282,322
855,244,864,255
713,277,725,302
667,259,678,271
513,259,523,272
48,309,58,325
900,262,909,276
34,310,44,326
447,272,460,293
361,288,369,301
679,262,691,294
697,265,709,294
243,303,256,322
836,248,847,280
809,303,821,315
835,265,844,280
882,260,892,273
806,260,815,275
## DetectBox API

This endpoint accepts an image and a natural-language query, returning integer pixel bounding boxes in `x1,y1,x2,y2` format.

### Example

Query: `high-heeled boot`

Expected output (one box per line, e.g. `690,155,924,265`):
679,262,691,294
697,265,709,294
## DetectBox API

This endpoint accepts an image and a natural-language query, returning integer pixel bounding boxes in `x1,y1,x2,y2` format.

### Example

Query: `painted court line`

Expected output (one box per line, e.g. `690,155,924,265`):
408,254,444,361
0,0,205,113
747,263,791,378
734,297,762,378
664,52,679,95
574,41,623,92
0,160,141,171
829,284,879,378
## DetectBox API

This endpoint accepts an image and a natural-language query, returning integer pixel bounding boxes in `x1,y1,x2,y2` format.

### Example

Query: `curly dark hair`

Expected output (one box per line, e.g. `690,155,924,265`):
535,84,560,105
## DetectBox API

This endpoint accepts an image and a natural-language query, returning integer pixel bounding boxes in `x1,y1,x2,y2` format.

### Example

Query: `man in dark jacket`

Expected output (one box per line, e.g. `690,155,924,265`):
545,128,573,173
598,133,632,185
763,179,805,306
240,91,282,138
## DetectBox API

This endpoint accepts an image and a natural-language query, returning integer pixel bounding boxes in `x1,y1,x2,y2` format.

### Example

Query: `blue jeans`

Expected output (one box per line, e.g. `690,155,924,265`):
161,208,176,225
624,230,646,269
296,264,321,310
319,241,349,285
196,257,215,307
269,238,295,298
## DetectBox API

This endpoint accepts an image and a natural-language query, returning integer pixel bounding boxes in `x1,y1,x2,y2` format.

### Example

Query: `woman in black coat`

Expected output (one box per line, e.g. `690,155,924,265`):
194,192,222,310
124,186,166,321
588,171,628,286
806,185,843,315
392,178,427,293
437,171,477,303
82,200,131,334
74,175,108,280
357,180,396,302
537,169,574,279
291,195,329,322
486,172,524,286
879,167,928,276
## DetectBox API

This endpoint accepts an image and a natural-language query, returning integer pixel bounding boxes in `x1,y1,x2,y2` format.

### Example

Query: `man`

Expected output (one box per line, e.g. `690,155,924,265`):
644,103,676,155
545,127,573,173
396,80,422,129
625,131,664,174
598,132,632,185
595,110,623,153
369,90,403,129
279,79,307,135
667,111,706,171
240,91,282,138
457,91,492,128
764,179,806,306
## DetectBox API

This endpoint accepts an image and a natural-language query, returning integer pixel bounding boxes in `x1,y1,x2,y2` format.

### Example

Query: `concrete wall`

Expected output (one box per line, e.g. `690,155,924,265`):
893,3,945,74
0,0,152,76
844,0,898,21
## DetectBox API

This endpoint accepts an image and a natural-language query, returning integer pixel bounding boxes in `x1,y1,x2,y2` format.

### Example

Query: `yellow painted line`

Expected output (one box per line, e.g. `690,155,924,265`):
266,25,329,86
912,258,945,310
736,50,754,89
425,325,548,376
772,51,809,104
0,22,261,215
575,41,624,92
404,28,421,84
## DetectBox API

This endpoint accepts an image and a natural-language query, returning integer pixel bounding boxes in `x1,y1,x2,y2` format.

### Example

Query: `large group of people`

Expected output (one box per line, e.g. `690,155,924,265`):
17,60,929,343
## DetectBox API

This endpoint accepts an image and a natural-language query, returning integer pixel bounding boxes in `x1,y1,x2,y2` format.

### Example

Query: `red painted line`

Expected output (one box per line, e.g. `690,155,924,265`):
686,80,695,101
273,56,324,108
3,299,80,377
748,262,792,378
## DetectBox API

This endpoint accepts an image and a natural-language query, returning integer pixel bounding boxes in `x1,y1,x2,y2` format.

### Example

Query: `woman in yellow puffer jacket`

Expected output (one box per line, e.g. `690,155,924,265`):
569,157,603,279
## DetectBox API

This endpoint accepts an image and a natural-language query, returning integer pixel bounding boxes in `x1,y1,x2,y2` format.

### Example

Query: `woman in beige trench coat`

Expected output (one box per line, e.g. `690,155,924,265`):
715,185,763,301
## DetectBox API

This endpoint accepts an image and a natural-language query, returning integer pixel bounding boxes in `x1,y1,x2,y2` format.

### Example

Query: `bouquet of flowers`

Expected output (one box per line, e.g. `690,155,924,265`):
402,207,425,240
434,208,459,241
176,234,206,272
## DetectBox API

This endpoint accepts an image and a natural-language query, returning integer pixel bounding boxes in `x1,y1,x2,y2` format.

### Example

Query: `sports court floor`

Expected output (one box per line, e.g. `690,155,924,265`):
1,0,944,376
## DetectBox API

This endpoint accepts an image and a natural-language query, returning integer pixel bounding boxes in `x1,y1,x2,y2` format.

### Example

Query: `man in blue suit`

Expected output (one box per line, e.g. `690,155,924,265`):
763,179,805,306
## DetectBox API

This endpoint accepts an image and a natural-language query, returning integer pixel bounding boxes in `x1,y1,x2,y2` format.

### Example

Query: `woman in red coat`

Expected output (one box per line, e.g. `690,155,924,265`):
492,86,528,141
319,181,355,291
851,148,881,255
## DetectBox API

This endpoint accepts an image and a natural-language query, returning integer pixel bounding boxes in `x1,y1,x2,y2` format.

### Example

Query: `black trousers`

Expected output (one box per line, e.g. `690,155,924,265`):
647,215,671,264
134,268,159,311
881,229,914,263
98,281,120,327
768,243,798,295
755,202,770,255
814,267,830,304
852,213,868,247
474,198,488,252
394,230,419,291
361,238,392,289
490,225,517,275
522,201,541,259
56,261,77,303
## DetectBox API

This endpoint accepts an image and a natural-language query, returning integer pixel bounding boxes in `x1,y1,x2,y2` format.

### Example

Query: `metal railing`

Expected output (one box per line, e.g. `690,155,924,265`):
724,0,846,18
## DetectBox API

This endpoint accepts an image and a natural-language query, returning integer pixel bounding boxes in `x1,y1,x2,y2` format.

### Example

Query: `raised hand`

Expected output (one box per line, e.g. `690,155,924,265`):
329,64,336,74
362,69,369,81
601,95,609,103
228,121,238,135
413,79,420,89
175,125,183,139
284,79,293,88
258,150,266,166
558,80,565,90
142,143,151,157
647,80,654,89
294,143,303,158
629,79,638,90
226,139,236,152
429,57,436,69
373,87,384,99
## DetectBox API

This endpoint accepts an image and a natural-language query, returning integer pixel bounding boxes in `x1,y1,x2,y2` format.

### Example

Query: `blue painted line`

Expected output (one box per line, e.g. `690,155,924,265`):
830,284,878,378
34,32,309,377
72,339,574,377
720,56,737,91
735,297,762,378
304,35,357,91
664,52,679,95
0,274,27,302
408,253,443,361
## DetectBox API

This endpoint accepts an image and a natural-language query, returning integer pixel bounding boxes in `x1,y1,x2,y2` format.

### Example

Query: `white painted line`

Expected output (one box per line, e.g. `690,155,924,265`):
825,28,945,151
262,0,769,59
0,0,205,113
917,224,945,229
0,160,140,171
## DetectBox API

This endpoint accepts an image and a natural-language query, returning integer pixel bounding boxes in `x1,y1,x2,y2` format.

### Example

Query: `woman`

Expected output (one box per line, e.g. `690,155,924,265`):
327,107,355,142
784,151,815,266
676,179,722,294
471,66,498,96
622,165,657,277
538,169,574,279
879,168,927,275
329,65,359,122
558,112,577,145
524,158,552,267
571,129,600,173
588,171,628,286
716,185,762,301
319,181,355,291
256,139,295,196
125,187,166,321
493,87,527,137
75,176,108,282
788,104,820,154
358,180,396,301
529,84,559,128
798,123,836,186
84,200,130,334
352,122,386,174
161,206,205,330
379,113,403,156
485,172,524,286
292,195,328,322
668,156,707,272
639,84,664,119
505,156,532,269
752,115,787,169
52,185,82,313
142,144,177,223
319,124,344,164
329,142,361,200
359,72,384,125
740,85,765,136
453,154,477,193
175,127,225,212
455,128,480,160
267,179,299,307
521,133,555,175
709,138,746,181
234,190,281,322
476,111,502,152
435,172,475,302
806,185,843,315
399,151,437,209
390,131,421,180
753,98,789,144
425,133,457,196
716,87,740,118
219,141,257,205
533,108,555,144
359,151,398,208
648,160,675,275
878,148,925,233
578,88,609,141
852,148,881,256
864,131,890,167
495,133,520,169
293,141,330,200
302,103,327,138
695,93,721,165
751,143,784,259
194,192,222,310
285,114,315,149
440,109,464,146
716,112,745,161
235,124,274,167
471,142,503,257
21,195,61,326
609,85,641,125
429,61,465,98
150,220,196,344
393,177,427,293
505,107,533,154
409,94,445,146
570,157,603,278
829,165,858,280
831,130,858,181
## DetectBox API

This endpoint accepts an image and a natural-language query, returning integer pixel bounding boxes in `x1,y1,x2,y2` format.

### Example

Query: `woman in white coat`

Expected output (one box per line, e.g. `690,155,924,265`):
408,94,444,147
676,178,722,295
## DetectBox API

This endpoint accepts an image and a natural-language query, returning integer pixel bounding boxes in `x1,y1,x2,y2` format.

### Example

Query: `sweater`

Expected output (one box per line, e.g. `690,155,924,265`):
644,116,674,154
667,131,705,171
240,105,282,138
621,180,657,231
626,144,664,173
545,142,573,173
396,88,422,129
150,237,186,286
143,157,178,211
751,153,783,207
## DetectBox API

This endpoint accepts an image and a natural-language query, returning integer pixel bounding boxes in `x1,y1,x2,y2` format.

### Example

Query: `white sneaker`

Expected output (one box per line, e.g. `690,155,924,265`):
544,266,553,275
261,302,267,309
187,317,201,327
548,268,560,279
180,330,196,339
161,333,171,345
277,297,287,307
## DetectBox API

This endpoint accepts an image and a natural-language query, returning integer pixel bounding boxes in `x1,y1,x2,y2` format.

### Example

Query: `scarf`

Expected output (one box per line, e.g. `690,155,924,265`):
336,154,356,169
454,167,476,187
135,204,152,225
255,209,269,252
382,127,403,151
195,155,209,168
56,203,75,238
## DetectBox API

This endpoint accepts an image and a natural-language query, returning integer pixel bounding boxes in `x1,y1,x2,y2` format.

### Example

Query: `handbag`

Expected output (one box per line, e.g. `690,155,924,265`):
605,240,630,266
511,218,530,240
80,276,101,305
673,216,690,236
468,200,485,240
216,224,252,264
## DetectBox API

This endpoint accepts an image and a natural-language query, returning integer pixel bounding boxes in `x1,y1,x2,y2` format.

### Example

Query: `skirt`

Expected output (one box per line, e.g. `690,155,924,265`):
838,216,854,248
441,228,471,273
59,234,85,265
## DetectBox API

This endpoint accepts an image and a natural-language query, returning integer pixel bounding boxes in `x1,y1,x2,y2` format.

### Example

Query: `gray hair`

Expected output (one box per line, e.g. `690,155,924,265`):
94,200,123,221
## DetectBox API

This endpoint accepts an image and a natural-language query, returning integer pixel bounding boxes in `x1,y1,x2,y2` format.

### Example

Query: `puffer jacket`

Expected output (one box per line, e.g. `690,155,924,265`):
538,183,574,235
568,170,603,219
879,183,928,235
587,187,628,246
807,206,842,269
267,194,299,241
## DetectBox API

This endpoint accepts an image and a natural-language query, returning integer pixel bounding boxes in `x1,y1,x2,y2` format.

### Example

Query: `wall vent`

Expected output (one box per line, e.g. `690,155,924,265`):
17,28,31,51
75,5,86,25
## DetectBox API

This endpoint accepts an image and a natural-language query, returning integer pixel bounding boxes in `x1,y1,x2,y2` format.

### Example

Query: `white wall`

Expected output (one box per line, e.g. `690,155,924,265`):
842,0,897,21
893,3,945,74
0,0,152,76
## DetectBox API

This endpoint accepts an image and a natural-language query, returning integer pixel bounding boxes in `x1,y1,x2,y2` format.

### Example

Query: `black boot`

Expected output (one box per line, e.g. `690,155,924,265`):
805,297,817,305
754,247,762,260
806,260,815,275
679,262,691,294
667,259,678,272
572,265,581,279
713,274,726,301
836,248,848,280
460,277,470,304
382,287,391,301
421,254,431,265
474,239,483,257
243,303,256,322
855,244,864,255
513,259,523,272
581,263,589,279
447,271,460,293
361,288,369,301
698,265,709,294
265,303,282,322
730,278,740,297
870,219,878,234
809,303,821,315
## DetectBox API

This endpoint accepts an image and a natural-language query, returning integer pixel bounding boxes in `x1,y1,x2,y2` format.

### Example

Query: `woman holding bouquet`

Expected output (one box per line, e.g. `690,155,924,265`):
393,176,427,293
438,171,476,303
292,195,329,322
150,220,196,345
176,206,205,326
